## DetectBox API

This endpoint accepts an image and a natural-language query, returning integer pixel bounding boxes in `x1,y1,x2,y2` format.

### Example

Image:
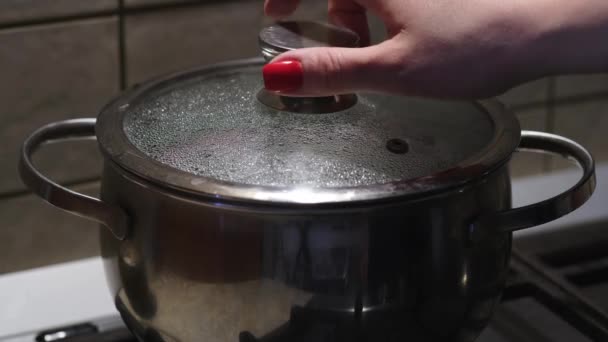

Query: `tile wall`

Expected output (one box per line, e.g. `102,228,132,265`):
0,0,606,273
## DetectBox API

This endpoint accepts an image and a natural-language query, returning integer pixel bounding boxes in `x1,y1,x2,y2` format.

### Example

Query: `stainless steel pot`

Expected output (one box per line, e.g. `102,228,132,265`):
19,22,596,342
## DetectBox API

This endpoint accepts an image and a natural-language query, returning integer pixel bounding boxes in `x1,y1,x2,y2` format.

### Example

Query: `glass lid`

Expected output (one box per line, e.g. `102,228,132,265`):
95,22,520,207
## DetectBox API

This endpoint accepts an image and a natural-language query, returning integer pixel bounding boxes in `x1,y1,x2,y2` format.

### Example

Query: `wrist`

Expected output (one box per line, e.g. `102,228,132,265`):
523,0,608,75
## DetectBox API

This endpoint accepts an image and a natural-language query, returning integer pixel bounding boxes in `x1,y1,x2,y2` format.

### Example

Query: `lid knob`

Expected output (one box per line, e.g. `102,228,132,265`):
259,21,360,61
257,21,360,114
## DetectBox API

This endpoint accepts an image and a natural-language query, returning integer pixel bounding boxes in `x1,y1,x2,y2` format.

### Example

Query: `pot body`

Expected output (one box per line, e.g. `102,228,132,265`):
99,159,513,342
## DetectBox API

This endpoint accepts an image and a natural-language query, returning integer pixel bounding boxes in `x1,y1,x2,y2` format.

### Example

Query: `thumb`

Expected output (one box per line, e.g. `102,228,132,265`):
262,39,403,96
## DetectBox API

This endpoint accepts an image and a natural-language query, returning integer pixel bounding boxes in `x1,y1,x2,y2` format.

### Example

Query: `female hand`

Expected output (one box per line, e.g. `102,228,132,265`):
262,0,608,99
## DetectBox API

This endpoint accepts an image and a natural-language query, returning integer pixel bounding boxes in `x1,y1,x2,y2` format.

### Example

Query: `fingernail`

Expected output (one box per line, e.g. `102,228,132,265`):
263,59,303,92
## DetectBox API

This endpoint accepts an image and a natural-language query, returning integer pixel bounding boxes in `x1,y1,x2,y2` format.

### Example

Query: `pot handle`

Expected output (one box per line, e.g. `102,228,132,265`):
471,130,596,238
19,118,129,240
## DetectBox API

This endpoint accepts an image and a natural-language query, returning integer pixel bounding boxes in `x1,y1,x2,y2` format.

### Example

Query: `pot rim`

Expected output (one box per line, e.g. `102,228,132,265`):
103,156,512,213
95,57,521,207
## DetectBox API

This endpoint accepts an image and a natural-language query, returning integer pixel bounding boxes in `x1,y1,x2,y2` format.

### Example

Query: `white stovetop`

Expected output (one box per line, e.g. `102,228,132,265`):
0,258,116,339
1,162,606,338
512,162,608,236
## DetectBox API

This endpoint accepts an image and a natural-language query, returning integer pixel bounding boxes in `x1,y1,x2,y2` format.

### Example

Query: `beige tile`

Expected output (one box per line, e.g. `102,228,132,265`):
368,13,387,44
126,0,327,85
291,0,329,20
0,18,119,194
517,108,547,131
556,74,608,98
509,106,548,178
497,78,549,108
0,0,116,25
0,182,102,275
551,100,608,171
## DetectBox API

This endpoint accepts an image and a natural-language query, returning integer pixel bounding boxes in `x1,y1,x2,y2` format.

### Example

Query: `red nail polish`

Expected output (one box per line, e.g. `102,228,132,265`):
263,59,303,92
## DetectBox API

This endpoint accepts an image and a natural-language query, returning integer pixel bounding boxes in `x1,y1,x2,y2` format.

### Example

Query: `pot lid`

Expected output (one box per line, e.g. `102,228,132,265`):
96,21,520,207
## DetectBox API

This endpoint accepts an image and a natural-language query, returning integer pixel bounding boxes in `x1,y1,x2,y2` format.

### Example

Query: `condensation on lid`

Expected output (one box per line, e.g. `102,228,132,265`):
121,64,497,190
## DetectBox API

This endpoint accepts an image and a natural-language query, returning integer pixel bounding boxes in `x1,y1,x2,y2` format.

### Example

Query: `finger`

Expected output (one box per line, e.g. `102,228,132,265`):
262,38,407,96
328,0,370,46
264,0,301,19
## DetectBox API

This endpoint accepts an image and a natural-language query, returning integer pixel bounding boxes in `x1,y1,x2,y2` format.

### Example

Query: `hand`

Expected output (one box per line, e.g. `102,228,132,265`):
262,0,608,99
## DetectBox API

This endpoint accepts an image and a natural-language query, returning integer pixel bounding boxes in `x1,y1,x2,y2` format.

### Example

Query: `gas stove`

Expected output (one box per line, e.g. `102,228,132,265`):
2,163,608,342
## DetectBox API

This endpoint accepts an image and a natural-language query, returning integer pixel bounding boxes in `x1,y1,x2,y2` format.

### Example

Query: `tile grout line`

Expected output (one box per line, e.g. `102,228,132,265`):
0,10,116,30
118,0,127,90
543,77,557,172
0,0,211,30
511,91,608,113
